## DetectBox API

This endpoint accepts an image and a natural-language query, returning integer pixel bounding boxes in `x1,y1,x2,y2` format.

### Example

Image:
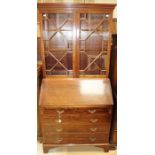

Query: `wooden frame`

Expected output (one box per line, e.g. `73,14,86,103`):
37,3,116,78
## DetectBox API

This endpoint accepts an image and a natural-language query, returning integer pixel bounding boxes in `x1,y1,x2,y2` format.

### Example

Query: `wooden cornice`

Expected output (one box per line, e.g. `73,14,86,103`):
37,3,116,11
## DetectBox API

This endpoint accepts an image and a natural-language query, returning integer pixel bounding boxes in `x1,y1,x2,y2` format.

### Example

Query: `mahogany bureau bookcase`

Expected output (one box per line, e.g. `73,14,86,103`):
37,3,116,153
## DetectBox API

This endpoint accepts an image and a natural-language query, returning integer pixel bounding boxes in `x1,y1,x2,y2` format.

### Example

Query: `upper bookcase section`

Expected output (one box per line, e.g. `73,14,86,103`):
37,3,116,78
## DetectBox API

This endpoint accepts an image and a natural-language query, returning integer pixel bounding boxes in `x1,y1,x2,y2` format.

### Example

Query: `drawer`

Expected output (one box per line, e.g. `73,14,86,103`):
43,114,111,125
43,133,109,144
43,124,110,133
44,108,112,116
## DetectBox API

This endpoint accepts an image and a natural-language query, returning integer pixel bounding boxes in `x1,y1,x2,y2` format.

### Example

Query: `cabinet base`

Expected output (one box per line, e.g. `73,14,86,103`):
43,143,111,153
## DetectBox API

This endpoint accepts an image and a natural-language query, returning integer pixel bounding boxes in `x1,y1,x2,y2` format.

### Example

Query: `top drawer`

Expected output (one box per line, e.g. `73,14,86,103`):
43,108,112,116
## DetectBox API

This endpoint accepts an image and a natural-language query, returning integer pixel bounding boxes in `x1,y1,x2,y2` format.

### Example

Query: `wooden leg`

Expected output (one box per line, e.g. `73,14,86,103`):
43,146,49,153
43,145,57,153
96,145,110,152
37,136,43,143
104,146,109,152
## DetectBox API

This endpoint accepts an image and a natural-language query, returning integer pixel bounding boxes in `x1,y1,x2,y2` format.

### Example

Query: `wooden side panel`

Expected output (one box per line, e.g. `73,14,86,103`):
109,34,117,145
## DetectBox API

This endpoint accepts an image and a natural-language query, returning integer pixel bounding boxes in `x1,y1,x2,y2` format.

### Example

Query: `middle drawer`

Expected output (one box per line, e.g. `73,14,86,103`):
43,123,109,133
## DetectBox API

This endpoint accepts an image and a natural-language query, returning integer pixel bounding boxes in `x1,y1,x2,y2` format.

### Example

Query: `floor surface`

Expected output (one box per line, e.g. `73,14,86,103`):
37,141,117,155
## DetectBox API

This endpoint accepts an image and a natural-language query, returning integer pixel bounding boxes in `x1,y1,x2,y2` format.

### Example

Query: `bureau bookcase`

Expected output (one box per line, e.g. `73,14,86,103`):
38,3,116,153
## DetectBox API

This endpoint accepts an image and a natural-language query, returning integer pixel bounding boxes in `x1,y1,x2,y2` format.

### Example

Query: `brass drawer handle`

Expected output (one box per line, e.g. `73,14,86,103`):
55,119,62,123
56,128,63,132
89,137,96,142
56,137,63,143
88,109,96,114
56,109,64,114
89,127,97,132
90,119,98,123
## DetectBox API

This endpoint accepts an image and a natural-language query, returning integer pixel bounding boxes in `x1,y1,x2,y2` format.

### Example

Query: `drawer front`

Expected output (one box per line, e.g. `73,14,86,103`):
43,133,109,144
44,108,112,116
43,114,111,125
42,107,112,144
43,124,110,133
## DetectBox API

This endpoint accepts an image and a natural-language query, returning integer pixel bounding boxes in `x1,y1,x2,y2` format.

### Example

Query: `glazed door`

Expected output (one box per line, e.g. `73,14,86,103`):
41,12,75,77
40,10,112,78
77,12,112,77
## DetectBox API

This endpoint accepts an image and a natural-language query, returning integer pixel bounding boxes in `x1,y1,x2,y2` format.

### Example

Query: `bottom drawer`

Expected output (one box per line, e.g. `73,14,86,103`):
43,133,109,144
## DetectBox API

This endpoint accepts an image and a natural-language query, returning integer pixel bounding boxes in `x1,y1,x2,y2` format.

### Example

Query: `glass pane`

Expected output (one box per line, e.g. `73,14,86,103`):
79,13,110,76
42,13,73,76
